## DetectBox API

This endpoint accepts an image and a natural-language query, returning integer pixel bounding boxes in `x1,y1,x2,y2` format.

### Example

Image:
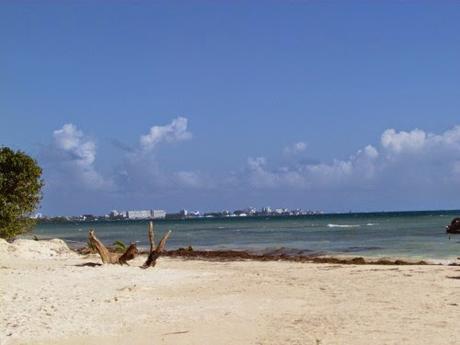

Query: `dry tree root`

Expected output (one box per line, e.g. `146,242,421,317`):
87,223,168,268
88,229,138,265
142,221,172,269
118,243,139,265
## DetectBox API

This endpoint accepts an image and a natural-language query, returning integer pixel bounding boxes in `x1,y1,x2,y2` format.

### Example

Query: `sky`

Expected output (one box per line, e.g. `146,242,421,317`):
1,1,460,215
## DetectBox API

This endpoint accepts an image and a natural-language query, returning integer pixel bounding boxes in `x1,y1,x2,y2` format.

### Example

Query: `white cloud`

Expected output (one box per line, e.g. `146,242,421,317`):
42,120,460,213
380,127,460,156
435,126,460,148
246,142,380,190
53,124,96,166
379,126,460,188
247,156,267,170
140,117,191,151
45,124,112,191
244,125,460,193
362,145,379,159
247,157,279,188
115,116,205,193
283,141,307,155
381,128,426,154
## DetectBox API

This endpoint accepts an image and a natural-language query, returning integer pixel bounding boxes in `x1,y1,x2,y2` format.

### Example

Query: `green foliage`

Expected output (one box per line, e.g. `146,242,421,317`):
112,240,127,252
0,147,44,239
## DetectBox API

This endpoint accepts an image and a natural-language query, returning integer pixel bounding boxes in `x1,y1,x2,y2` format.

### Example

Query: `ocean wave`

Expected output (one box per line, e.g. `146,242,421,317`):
327,224,360,228
366,223,378,226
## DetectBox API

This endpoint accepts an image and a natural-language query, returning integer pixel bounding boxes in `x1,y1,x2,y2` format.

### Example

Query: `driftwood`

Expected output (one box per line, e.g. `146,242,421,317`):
148,221,155,253
118,243,139,265
142,221,172,268
87,222,171,268
88,229,138,265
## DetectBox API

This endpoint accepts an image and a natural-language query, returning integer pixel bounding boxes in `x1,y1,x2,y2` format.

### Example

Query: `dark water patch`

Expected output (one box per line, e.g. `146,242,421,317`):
255,247,320,256
334,246,383,253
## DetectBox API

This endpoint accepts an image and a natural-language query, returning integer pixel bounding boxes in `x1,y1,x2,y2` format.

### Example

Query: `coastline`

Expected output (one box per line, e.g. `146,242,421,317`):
30,210,460,262
1,238,460,345
74,244,460,266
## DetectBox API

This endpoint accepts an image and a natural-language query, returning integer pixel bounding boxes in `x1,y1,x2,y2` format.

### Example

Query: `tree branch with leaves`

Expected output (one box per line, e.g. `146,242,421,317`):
0,147,44,239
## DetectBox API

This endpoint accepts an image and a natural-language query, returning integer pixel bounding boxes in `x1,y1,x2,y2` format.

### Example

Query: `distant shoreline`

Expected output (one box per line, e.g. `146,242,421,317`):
36,208,460,224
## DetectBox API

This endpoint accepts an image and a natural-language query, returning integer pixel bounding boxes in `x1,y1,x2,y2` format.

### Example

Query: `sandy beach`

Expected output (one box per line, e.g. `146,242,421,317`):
1,239,459,345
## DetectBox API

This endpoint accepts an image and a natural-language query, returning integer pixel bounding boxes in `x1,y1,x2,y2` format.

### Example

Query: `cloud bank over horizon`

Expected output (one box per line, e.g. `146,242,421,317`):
245,126,460,195
38,119,460,214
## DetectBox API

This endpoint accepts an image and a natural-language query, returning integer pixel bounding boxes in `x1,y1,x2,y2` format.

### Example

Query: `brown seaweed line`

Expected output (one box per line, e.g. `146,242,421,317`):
74,246,458,266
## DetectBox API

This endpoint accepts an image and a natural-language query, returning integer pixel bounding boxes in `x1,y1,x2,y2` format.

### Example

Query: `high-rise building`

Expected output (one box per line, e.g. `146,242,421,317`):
261,206,272,214
126,210,151,219
152,210,166,219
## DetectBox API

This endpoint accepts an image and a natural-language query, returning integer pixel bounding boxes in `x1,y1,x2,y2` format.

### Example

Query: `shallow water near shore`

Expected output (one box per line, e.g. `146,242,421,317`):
28,210,460,260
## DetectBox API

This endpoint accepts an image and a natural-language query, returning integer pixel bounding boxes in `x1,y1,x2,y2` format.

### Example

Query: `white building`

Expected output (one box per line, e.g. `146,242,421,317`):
152,210,166,219
126,210,151,219
262,207,272,214
109,210,120,217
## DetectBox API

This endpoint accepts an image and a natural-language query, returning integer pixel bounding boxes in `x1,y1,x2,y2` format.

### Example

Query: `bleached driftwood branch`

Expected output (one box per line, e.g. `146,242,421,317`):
142,221,172,268
148,221,155,253
87,222,169,268
88,229,138,265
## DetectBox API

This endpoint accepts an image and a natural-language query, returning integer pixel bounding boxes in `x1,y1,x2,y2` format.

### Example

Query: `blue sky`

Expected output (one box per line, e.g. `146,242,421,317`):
1,2,460,215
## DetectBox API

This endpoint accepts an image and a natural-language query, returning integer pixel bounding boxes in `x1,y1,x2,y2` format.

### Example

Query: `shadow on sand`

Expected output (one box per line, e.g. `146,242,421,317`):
74,262,102,267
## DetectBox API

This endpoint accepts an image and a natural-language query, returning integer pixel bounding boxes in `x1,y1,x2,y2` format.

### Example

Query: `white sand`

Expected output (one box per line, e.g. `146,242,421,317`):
1,239,459,345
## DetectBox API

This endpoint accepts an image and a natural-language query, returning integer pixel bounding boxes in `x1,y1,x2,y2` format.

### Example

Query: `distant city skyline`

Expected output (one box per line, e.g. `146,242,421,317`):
2,2,460,214
35,205,324,220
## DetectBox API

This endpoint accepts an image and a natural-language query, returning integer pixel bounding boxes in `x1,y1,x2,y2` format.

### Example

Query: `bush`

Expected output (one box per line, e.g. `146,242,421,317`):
0,147,44,239
112,240,127,253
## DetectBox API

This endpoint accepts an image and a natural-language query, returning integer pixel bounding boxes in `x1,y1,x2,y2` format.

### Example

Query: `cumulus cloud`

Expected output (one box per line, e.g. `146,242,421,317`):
381,126,460,157
246,157,279,188
247,126,460,190
140,117,191,151
246,141,380,190
43,124,112,191
53,124,96,166
41,120,460,213
361,145,379,159
283,142,307,155
114,116,206,194
381,128,426,154
243,125,460,197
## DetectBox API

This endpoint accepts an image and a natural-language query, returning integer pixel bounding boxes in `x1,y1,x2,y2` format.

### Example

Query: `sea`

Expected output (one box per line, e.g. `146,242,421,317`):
28,210,460,261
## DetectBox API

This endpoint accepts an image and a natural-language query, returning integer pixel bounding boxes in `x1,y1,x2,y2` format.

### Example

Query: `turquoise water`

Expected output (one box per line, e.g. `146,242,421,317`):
29,211,460,260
